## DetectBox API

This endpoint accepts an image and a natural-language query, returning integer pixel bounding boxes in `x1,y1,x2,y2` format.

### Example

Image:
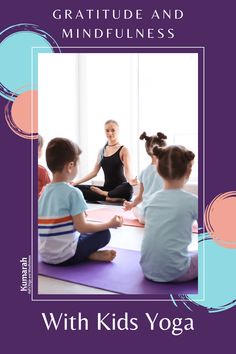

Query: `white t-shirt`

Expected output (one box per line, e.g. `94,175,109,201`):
38,182,87,264
140,189,198,282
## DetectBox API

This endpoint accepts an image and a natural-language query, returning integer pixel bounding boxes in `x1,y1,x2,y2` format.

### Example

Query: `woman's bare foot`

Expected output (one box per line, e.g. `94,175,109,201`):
90,186,108,196
88,250,117,262
106,197,125,203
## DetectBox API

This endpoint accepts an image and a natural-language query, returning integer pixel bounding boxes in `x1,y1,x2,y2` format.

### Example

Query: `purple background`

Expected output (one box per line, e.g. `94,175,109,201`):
1,0,235,352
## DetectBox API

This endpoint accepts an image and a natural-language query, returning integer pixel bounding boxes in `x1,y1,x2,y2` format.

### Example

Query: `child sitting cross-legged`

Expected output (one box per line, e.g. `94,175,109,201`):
38,137,123,266
123,132,167,223
140,145,198,282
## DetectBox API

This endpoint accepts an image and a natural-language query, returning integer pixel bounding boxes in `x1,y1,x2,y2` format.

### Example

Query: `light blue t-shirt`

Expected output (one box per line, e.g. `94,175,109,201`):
139,164,163,206
140,189,198,282
136,164,163,220
38,182,87,264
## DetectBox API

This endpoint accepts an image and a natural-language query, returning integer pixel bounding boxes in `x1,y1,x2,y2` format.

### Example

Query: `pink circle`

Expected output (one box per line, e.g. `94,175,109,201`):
205,191,236,248
11,90,38,134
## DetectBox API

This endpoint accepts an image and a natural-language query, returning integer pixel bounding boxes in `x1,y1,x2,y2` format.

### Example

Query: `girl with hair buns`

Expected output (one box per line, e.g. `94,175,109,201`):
140,145,198,283
74,120,137,202
123,131,167,223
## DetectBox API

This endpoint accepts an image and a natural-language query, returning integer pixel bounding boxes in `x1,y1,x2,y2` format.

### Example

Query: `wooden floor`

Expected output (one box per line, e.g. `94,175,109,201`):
38,203,198,295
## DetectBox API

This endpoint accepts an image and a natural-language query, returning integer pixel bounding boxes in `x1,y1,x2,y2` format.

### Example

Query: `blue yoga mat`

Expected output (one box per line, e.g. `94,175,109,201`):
38,248,198,295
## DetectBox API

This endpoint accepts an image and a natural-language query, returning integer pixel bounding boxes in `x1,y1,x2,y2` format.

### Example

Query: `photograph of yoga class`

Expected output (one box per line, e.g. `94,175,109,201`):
38,52,198,295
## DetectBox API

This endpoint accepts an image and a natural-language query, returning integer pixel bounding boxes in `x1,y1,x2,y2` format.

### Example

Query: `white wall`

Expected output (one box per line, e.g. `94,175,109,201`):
38,53,198,185
38,53,80,168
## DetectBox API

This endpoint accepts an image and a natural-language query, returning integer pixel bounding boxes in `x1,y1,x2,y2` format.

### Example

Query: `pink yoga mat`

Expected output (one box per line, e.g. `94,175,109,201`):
87,207,144,227
86,207,198,233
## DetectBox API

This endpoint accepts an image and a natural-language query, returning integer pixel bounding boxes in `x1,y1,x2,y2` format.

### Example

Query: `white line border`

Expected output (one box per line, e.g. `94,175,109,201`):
32,46,206,302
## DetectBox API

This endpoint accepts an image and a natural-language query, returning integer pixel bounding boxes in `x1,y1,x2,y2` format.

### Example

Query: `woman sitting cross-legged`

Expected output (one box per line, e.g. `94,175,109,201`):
73,120,137,203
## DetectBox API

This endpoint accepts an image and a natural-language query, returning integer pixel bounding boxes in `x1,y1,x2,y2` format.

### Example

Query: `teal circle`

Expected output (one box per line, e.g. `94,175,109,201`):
0,31,53,98
188,235,236,312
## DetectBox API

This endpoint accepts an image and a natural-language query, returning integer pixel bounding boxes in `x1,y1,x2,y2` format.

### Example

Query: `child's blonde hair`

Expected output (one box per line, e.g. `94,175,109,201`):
38,134,44,149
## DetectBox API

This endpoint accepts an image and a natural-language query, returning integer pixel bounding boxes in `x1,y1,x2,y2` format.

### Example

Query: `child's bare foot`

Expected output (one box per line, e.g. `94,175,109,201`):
88,250,117,262
90,186,108,196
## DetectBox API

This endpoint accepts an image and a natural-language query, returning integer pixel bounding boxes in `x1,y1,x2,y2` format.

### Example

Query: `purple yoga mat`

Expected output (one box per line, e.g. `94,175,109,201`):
38,248,198,295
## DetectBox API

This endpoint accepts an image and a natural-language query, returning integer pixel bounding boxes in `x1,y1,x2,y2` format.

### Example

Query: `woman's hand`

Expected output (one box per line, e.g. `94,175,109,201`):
72,152,102,186
121,147,137,184
128,177,139,186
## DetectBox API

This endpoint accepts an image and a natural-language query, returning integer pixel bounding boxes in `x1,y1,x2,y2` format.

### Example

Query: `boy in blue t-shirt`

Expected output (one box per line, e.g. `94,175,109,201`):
39,137,123,265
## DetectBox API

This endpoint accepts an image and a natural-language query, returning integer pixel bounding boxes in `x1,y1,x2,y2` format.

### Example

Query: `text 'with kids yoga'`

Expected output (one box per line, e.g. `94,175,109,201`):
41,312,195,336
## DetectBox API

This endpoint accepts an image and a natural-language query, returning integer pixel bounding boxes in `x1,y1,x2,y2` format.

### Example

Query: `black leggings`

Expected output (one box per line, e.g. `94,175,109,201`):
75,182,133,202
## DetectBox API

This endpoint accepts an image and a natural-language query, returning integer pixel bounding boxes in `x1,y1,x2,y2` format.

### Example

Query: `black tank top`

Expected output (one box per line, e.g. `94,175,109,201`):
100,145,127,190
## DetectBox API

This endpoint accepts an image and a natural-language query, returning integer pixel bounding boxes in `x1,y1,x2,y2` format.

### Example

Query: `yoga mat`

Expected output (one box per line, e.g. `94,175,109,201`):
87,207,144,227
38,248,198,295
86,207,199,233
